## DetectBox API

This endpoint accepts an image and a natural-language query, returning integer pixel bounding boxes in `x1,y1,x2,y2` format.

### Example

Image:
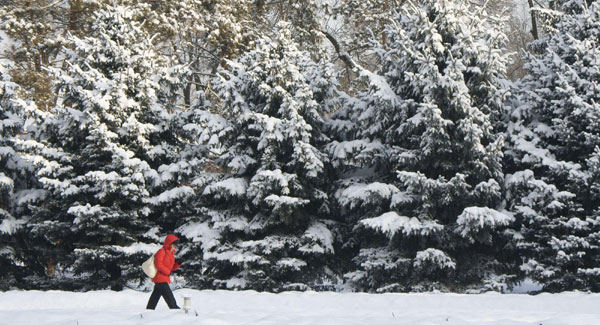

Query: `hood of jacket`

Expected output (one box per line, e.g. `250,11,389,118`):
162,234,180,249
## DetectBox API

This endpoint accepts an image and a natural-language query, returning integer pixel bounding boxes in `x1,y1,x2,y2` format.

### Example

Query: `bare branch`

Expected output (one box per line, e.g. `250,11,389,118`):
30,0,65,10
321,30,356,69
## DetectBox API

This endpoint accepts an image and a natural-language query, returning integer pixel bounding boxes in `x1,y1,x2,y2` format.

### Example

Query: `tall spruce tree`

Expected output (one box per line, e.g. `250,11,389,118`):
330,0,515,292
176,22,340,291
506,0,600,292
1,57,59,289
0,64,33,289
23,4,184,290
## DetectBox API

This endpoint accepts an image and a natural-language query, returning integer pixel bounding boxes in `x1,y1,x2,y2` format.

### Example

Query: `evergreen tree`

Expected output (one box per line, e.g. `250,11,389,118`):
24,4,183,290
330,0,515,292
177,22,340,291
506,0,600,292
0,64,30,289
1,56,59,289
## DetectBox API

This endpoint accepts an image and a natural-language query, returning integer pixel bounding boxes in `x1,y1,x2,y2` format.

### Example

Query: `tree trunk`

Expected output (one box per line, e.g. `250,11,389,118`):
528,0,539,40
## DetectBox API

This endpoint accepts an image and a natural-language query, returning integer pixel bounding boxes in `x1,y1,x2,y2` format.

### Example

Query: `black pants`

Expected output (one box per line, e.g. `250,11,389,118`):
146,282,180,310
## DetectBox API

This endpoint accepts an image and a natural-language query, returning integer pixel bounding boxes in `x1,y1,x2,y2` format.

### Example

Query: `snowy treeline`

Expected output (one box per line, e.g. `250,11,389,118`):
0,0,599,293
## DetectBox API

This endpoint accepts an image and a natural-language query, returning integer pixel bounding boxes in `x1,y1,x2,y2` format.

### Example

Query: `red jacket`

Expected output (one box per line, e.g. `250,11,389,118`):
152,234,181,284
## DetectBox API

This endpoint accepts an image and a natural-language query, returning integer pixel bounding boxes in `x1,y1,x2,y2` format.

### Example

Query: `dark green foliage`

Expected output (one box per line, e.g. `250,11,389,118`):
505,0,600,292
1,0,599,294
330,0,517,292
176,22,341,291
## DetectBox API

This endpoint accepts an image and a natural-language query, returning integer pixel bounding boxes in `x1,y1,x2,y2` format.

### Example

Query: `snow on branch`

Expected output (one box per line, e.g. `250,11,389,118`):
455,207,514,238
300,222,334,254
360,211,443,238
265,194,309,210
336,182,400,210
413,248,456,270
0,172,14,191
177,221,220,251
149,186,195,205
203,178,248,199
277,258,307,271
204,249,266,266
107,242,161,255
0,216,25,235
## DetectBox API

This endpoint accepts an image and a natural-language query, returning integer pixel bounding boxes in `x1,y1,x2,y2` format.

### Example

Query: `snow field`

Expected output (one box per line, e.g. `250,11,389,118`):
1,289,600,324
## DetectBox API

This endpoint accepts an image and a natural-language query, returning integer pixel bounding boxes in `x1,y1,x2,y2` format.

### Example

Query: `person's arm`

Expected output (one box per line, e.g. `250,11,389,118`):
172,260,181,271
154,249,171,276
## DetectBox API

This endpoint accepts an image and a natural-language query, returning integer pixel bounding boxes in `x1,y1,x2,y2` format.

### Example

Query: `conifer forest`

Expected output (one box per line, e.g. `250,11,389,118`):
1,0,599,293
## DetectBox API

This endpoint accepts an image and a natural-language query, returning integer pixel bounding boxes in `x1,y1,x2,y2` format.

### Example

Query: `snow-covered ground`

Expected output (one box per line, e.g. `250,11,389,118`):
2,289,600,324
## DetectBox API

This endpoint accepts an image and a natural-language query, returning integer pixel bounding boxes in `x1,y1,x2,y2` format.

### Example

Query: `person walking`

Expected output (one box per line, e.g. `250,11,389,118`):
146,234,182,310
